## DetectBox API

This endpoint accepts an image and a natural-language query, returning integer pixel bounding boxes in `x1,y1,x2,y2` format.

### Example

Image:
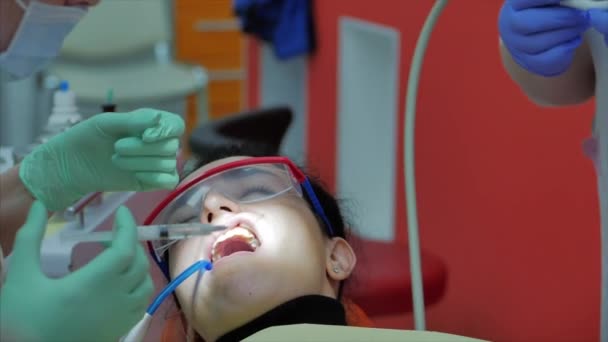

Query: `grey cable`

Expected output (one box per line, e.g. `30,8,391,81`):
404,0,449,330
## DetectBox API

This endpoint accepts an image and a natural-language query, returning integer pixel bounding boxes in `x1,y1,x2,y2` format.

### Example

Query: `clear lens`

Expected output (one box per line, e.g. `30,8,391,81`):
210,164,299,203
149,163,301,258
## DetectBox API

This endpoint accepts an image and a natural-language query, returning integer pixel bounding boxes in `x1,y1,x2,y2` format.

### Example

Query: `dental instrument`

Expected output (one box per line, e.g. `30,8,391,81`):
60,223,226,243
121,260,213,342
405,0,606,332
560,0,608,9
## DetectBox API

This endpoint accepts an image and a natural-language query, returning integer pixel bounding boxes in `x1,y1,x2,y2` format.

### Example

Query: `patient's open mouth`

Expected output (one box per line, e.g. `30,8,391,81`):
211,226,260,262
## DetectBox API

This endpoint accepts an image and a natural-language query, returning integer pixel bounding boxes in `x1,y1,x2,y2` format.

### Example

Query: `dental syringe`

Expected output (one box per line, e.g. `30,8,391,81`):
60,223,226,243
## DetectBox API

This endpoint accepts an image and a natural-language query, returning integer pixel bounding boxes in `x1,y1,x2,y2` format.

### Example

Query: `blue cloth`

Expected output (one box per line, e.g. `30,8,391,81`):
234,0,315,60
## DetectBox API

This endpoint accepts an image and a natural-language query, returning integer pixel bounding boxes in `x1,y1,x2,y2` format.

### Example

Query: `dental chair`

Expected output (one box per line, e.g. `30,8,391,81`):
344,235,447,317
159,298,375,341
42,0,208,125
186,106,448,321
188,105,293,157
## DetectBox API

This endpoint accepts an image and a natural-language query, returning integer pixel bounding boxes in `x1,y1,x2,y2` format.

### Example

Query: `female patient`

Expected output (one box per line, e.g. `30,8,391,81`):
150,145,360,341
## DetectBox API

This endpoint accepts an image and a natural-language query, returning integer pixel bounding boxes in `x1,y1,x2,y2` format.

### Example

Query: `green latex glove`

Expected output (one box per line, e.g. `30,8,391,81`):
0,202,154,342
20,108,185,211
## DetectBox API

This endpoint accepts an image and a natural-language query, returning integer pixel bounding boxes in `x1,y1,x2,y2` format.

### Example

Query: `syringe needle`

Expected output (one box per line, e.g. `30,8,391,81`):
59,223,225,243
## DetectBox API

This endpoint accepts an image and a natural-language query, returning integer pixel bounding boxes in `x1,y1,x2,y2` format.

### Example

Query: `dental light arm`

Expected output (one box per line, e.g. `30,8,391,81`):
404,0,449,331
405,0,605,332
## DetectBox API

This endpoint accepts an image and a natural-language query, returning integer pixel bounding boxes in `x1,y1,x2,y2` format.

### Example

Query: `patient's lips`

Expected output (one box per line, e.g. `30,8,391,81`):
211,225,260,262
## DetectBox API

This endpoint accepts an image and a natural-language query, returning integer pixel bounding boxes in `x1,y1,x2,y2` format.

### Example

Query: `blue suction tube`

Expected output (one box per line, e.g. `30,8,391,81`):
147,260,213,315
120,260,212,342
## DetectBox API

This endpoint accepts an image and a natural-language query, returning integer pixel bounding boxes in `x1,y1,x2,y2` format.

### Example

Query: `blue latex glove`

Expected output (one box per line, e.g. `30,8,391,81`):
0,202,154,342
499,0,591,77
589,9,608,44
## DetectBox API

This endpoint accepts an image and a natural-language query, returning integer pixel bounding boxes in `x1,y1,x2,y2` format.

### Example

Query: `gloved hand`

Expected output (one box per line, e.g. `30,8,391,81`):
0,202,154,342
20,108,185,211
499,0,591,77
589,9,608,44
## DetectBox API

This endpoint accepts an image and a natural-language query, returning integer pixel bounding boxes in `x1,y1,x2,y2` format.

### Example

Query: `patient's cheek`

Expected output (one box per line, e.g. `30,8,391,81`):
175,236,214,262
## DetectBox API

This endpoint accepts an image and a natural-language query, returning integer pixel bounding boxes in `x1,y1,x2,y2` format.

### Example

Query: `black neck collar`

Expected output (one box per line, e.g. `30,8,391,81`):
216,295,346,342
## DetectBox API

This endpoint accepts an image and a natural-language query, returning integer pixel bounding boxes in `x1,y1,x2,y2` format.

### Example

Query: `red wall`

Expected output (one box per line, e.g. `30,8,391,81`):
247,1,601,341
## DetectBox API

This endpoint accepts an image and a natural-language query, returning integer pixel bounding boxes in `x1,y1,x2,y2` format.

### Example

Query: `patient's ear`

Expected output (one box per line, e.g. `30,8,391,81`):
325,238,356,281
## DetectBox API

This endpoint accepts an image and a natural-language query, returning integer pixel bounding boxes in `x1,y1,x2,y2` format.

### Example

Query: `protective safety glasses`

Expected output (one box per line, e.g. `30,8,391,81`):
143,156,335,278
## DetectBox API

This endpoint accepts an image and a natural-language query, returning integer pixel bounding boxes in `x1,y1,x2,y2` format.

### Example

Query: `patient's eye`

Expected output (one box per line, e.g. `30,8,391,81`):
238,186,274,202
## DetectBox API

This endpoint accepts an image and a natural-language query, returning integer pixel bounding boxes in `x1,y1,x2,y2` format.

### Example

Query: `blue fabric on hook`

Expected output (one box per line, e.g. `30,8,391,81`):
233,0,315,60
146,260,213,315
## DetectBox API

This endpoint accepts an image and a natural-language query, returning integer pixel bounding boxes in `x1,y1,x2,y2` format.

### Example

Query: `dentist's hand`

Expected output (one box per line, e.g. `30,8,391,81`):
19,109,185,211
499,0,591,77
0,202,154,342
589,9,608,44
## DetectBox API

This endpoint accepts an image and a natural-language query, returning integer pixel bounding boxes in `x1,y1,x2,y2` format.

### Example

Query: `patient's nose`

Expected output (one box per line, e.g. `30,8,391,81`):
202,191,239,223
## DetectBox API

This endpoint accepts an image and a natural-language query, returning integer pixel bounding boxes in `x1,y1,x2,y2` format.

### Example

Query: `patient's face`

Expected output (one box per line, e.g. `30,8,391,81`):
168,157,334,339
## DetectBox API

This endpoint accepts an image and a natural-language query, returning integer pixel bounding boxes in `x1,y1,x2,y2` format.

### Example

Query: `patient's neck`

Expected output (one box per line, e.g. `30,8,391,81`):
205,295,346,342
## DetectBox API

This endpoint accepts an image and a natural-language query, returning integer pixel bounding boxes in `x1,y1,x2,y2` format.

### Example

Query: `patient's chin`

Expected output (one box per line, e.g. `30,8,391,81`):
208,270,280,302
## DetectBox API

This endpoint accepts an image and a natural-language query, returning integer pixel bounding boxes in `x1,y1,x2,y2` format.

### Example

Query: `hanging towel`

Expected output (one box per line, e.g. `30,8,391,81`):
234,0,316,60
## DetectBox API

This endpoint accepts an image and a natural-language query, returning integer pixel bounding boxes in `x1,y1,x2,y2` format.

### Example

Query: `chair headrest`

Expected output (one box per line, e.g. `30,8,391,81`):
160,297,374,342
189,106,293,156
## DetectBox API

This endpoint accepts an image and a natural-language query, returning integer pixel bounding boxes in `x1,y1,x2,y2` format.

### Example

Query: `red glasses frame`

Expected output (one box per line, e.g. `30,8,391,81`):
144,157,306,225
143,156,336,279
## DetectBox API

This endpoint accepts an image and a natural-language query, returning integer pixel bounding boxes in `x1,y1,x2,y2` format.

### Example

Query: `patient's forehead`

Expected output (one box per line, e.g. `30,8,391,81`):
180,156,249,186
